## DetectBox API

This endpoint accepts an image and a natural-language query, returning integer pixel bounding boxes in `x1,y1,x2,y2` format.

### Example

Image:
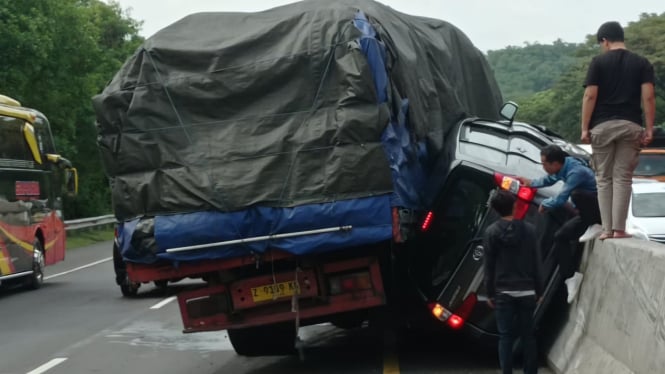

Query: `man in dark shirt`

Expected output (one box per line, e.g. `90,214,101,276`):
580,21,656,239
484,190,544,374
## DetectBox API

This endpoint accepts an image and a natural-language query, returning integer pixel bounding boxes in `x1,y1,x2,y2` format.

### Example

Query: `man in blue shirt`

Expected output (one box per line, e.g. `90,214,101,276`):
517,145,601,303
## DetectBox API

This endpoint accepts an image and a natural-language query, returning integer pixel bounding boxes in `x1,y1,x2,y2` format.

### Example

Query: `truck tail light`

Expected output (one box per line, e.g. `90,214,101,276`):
329,272,372,295
421,211,434,231
392,207,403,243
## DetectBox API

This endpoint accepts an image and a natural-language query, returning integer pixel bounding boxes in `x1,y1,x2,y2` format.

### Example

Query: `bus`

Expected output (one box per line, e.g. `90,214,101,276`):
0,94,78,290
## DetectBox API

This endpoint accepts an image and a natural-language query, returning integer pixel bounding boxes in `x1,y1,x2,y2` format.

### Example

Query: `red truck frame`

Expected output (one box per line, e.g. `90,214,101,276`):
125,248,387,333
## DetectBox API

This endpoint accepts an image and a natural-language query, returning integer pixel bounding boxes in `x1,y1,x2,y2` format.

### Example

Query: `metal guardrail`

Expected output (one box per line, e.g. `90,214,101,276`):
64,214,116,232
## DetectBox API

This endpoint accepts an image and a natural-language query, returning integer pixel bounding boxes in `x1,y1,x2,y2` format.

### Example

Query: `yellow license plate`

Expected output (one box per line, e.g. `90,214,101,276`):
251,281,300,303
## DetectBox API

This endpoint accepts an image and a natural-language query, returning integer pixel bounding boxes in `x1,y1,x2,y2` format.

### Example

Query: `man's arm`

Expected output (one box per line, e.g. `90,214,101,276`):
642,82,655,146
520,174,558,188
540,169,585,209
581,85,598,144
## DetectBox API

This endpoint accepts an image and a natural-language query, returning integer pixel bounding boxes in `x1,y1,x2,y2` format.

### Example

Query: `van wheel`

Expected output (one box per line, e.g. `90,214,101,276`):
25,240,45,290
227,323,296,356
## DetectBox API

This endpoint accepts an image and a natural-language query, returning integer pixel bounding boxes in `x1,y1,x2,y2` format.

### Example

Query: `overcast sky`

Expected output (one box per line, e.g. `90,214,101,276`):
112,0,664,52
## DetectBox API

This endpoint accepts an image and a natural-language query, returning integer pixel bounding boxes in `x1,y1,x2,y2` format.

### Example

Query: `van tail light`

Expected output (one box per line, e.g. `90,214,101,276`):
421,211,434,231
428,293,478,330
447,314,464,329
493,172,536,219
429,302,452,321
517,185,535,201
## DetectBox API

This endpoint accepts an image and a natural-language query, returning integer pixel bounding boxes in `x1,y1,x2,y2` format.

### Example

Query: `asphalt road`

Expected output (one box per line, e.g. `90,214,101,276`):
0,241,552,374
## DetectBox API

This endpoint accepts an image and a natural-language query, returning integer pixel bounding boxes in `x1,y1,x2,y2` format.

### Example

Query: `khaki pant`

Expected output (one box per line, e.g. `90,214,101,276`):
590,120,642,232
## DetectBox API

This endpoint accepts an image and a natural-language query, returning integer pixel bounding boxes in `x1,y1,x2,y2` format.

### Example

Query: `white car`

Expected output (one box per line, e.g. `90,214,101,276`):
626,182,665,244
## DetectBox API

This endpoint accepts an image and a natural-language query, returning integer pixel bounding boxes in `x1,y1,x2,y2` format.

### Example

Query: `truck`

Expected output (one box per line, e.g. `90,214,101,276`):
93,0,503,356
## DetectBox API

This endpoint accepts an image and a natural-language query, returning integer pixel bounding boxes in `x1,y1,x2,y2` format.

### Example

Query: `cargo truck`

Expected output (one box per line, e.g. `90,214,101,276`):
94,0,503,356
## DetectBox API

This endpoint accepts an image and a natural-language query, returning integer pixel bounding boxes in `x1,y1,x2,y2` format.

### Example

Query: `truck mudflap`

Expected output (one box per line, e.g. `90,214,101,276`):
177,256,385,332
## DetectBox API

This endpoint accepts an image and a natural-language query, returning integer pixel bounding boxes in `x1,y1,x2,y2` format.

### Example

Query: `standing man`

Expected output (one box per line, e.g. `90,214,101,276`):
581,21,656,239
517,145,601,303
484,190,544,374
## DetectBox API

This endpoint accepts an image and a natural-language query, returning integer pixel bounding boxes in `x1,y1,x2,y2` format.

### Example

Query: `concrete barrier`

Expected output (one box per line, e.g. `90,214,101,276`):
547,238,665,374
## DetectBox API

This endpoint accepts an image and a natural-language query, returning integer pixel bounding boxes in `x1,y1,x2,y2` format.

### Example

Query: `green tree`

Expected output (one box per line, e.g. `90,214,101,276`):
487,40,580,101
0,0,142,218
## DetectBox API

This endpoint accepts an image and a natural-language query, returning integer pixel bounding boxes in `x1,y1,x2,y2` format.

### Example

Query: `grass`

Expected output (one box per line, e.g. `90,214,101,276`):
66,227,115,250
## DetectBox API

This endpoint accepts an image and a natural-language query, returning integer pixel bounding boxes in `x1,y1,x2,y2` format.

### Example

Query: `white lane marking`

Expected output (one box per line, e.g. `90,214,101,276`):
150,296,177,310
44,257,112,280
26,357,68,374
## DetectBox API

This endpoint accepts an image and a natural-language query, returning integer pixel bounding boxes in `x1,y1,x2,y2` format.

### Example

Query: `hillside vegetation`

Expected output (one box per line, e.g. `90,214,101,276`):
488,13,665,141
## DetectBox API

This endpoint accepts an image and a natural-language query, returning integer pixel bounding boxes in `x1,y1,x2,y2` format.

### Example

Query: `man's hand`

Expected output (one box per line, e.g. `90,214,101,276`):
487,298,495,309
563,202,579,216
516,177,531,187
642,128,653,146
581,130,591,144
538,204,546,214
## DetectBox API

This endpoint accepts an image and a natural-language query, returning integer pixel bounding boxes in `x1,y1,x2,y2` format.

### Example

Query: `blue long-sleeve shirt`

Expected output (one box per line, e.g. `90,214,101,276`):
530,157,596,209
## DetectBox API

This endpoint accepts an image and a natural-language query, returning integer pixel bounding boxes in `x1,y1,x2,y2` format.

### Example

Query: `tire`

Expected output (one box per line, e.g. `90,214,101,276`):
227,323,296,356
331,311,368,330
154,280,168,289
120,282,140,297
25,240,45,290
113,240,140,297
112,241,126,286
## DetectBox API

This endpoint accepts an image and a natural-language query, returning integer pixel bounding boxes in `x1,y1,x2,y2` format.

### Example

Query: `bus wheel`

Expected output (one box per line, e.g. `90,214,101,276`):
25,240,45,290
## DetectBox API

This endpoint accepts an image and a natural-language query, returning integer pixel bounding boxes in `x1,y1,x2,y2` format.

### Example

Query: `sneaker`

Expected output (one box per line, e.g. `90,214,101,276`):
565,272,584,304
579,224,603,243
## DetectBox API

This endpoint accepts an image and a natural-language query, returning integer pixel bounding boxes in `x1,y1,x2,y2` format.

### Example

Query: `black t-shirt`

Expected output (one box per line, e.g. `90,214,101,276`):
584,49,655,128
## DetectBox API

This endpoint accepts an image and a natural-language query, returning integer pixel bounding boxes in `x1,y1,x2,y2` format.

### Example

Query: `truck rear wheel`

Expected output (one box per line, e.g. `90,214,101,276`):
120,281,140,297
114,241,140,297
154,280,168,289
331,311,367,330
227,323,296,356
